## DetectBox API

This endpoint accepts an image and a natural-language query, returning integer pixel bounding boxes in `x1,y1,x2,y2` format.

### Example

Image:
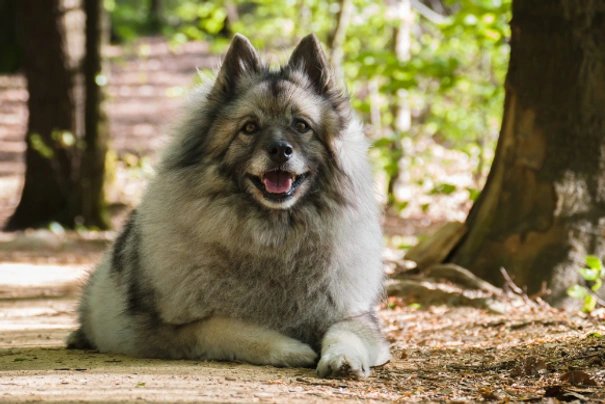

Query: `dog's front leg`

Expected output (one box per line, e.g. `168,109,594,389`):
184,317,317,367
316,314,390,378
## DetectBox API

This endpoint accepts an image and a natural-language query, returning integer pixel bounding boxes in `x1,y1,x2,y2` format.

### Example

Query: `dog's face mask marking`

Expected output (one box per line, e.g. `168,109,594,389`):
205,34,347,210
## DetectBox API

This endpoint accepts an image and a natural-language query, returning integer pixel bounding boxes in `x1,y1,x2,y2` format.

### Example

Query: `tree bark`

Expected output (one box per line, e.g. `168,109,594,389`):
5,0,76,230
80,0,109,229
0,0,21,73
6,0,110,231
448,0,605,306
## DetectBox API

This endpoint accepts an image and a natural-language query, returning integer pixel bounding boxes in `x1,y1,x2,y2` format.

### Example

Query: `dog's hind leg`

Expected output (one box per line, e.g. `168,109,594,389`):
66,328,94,350
159,317,318,367
316,313,391,379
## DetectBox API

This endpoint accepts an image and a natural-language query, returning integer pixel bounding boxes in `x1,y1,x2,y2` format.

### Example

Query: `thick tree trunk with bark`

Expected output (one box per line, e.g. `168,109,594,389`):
5,0,76,230
448,1,605,306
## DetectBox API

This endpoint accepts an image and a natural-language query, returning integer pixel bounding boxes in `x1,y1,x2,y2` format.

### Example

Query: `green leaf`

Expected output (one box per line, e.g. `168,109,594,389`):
585,255,602,270
430,183,457,195
583,294,597,313
567,284,588,299
579,268,600,281
395,201,409,211
29,133,54,159
467,187,481,202
591,278,602,292
372,138,393,148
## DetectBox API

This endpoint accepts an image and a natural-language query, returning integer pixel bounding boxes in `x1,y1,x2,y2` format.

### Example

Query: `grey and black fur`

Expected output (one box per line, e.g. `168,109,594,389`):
68,33,390,378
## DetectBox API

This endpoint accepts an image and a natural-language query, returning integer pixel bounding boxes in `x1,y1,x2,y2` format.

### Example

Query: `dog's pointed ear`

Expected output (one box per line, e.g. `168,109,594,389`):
288,34,334,94
212,34,260,96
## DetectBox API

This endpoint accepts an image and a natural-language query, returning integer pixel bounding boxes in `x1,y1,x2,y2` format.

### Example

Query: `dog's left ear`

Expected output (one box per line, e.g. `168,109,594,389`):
288,34,335,94
212,34,260,96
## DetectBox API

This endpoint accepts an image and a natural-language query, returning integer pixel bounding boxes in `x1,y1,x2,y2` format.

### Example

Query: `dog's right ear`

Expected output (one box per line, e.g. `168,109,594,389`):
288,34,335,94
212,34,260,96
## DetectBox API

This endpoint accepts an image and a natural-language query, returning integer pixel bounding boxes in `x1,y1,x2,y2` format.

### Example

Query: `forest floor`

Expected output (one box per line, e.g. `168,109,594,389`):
0,37,604,402
0,236,604,403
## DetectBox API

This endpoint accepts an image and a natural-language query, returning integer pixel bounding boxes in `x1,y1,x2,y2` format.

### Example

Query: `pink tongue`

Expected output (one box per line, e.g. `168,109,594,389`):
263,171,293,194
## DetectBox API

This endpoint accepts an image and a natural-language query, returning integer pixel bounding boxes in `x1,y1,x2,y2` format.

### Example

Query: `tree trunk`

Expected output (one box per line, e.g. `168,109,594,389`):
148,0,162,34
387,0,413,201
5,0,76,230
80,0,109,229
6,0,110,231
328,0,353,79
448,1,605,306
0,0,21,73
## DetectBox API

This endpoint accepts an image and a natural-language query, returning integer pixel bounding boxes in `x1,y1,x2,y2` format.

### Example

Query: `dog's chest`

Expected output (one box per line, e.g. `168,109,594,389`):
158,240,345,347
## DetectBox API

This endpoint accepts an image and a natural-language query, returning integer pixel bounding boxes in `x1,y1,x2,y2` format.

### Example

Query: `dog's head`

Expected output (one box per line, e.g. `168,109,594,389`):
168,34,353,211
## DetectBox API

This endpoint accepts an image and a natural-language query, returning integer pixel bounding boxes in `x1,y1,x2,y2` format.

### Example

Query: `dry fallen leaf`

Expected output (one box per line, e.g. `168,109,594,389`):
560,370,598,386
479,387,498,401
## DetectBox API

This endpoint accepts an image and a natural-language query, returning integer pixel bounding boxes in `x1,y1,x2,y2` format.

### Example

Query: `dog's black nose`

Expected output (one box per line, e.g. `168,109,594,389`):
267,141,293,164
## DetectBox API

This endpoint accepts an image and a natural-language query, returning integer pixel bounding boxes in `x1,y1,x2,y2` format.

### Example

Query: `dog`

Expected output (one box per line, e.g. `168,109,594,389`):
67,33,390,378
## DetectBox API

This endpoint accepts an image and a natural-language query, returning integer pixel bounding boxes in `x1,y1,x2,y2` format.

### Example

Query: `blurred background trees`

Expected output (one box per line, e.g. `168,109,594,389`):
106,0,511,209
2,0,511,232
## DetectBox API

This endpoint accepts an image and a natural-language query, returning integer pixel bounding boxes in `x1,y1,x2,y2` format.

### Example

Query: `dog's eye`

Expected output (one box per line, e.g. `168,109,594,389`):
295,120,309,133
242,122,259,134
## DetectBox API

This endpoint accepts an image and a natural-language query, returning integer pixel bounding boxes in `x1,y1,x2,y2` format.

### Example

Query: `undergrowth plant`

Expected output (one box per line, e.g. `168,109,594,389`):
567,255,605,313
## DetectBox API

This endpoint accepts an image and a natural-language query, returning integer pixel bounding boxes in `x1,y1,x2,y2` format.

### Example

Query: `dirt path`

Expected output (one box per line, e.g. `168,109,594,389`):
1,233,604,403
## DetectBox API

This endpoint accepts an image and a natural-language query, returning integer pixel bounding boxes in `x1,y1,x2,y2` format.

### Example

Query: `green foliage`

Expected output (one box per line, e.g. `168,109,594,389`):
29,133,54,159
430,183,457,195
106,0,153,40
108,0,512,209
567,255,605,313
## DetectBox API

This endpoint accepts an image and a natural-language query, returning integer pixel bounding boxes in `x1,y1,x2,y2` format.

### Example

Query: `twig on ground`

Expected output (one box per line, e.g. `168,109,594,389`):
500,267,523,295
499,267,554,309
529,281,551,300
424,264,502,295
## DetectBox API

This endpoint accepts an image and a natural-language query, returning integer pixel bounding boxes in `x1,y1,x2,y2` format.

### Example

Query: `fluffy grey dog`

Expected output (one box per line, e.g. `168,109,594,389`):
68,33,390,378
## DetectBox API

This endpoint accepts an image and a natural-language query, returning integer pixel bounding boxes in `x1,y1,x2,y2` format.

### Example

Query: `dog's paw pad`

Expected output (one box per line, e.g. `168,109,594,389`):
316,351,369,379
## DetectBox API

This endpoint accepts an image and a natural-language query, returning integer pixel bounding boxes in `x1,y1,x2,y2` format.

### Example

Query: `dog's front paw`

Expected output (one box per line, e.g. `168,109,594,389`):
316,345,370,379
268,338,318,368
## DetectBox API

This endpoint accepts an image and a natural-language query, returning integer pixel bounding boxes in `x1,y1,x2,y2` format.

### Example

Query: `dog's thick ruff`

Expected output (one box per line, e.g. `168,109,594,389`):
69,33,390,378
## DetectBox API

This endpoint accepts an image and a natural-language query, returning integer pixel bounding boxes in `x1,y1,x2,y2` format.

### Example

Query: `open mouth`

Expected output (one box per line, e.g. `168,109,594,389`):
247,170,308,202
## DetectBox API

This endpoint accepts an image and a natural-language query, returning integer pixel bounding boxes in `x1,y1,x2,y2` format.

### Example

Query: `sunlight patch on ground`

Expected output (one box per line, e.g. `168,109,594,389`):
0,263,88,288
